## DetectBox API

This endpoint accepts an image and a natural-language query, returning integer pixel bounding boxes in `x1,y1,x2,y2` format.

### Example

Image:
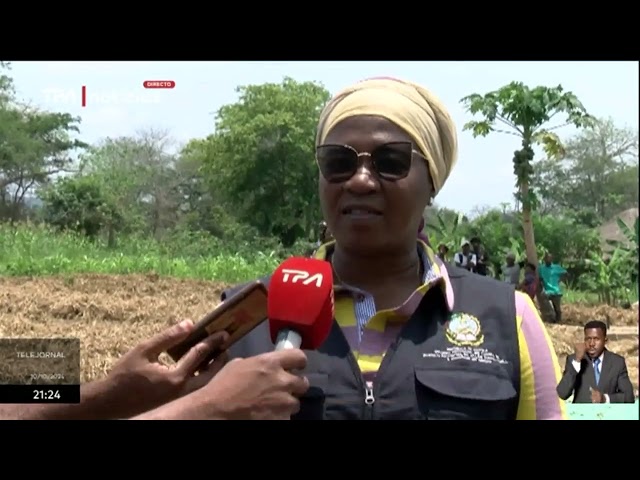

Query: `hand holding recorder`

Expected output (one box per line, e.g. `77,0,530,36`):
104,320,230,418
137,257,336,420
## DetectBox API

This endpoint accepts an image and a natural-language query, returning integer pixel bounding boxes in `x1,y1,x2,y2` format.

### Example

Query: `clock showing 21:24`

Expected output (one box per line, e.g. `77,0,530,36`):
33,390,61,401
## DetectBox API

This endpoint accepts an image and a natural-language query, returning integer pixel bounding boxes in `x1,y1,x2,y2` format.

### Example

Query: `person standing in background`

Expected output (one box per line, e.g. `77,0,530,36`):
454,240,476,272
320,221,333,244
470,237,488,276
502,253,520,286
307,220,333,256
538,252,567,324
436,243,449,262
519,262,539,301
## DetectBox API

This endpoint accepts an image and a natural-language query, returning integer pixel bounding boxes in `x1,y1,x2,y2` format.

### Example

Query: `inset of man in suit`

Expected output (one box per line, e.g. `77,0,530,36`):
557,320,635,404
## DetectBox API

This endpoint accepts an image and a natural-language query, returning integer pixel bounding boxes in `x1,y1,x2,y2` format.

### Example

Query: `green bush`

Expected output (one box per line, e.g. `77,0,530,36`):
0,223,293,283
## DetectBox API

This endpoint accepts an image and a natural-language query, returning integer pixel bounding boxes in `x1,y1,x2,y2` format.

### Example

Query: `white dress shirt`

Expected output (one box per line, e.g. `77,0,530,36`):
455,252,477,268
572,352,610,403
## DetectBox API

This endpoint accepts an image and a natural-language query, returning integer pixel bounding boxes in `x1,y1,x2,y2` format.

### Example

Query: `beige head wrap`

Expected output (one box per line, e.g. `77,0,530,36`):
316,77,458,195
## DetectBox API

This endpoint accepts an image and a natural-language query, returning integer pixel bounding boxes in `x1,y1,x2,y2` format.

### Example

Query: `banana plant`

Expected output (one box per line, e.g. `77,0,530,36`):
606,216,639,297
501,237,525,262
583,248,634,306
425,211,465,258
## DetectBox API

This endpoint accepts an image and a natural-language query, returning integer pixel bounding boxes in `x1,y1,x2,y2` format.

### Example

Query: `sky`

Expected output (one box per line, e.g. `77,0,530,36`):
7,61,639,215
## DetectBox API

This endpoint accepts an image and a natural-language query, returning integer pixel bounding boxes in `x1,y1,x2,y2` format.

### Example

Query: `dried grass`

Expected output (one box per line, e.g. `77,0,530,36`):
1,275,637,393
561,302,639,327
0,275,231,382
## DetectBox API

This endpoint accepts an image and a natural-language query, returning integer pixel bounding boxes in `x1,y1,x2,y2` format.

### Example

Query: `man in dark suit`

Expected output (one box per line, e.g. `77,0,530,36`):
557,320,635,404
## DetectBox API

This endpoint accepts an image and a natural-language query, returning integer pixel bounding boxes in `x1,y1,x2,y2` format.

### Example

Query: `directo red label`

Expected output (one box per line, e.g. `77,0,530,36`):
143,80,176,89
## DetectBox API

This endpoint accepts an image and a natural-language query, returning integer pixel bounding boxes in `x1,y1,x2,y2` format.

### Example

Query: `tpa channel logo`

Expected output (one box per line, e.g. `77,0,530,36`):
41,80,175,107
281,269,324,287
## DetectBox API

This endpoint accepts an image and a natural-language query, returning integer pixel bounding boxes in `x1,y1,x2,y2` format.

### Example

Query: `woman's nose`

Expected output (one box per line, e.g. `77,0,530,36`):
344,165,379,194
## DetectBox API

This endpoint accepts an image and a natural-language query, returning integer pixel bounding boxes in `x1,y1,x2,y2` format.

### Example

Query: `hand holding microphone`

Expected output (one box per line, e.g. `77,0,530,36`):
133,349,309,420
262,257,335,419
197,350,311,420
203,256,334,420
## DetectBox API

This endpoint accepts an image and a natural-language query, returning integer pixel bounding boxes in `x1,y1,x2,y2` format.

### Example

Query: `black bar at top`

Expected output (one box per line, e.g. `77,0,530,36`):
0,384,80,404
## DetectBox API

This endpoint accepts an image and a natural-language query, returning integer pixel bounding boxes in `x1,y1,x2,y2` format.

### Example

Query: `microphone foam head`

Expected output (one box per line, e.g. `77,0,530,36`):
268,257,334,350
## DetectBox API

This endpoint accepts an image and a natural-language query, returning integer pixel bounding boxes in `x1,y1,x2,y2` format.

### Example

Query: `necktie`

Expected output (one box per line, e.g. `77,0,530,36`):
593,358,601,385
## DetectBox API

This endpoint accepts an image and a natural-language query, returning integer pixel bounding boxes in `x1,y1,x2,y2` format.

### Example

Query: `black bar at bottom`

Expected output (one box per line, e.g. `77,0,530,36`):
0,385,80,404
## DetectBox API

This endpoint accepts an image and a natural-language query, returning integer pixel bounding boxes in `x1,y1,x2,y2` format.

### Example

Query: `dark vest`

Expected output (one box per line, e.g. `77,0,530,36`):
222,266,521,420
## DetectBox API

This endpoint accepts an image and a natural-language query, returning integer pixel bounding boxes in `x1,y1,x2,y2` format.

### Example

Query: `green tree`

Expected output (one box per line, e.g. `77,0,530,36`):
202,77,331,246
77,129,185,243
460,82,594,321
532,117,638,225
41,175,120,239
0,62,86,222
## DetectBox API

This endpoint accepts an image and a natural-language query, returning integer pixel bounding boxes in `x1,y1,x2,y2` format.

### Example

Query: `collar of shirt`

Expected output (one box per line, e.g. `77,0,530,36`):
313,238,454,312
591,351,605,365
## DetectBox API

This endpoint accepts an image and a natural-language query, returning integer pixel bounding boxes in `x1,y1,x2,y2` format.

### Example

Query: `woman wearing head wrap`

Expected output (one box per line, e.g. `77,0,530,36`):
224,77,566,420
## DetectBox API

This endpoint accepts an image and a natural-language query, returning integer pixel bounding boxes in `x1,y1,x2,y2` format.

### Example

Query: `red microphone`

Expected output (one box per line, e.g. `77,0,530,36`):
267,257,335,350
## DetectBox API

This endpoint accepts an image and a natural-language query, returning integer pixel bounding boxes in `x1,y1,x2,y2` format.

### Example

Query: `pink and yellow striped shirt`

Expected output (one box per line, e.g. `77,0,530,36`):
314,239,567,420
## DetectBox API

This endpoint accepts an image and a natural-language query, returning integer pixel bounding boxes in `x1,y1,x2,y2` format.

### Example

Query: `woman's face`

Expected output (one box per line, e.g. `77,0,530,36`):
318,115,432,254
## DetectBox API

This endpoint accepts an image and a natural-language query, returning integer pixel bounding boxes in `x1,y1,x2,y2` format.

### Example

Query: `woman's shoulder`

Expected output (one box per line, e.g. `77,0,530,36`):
444,264,519,311
446,263,510,288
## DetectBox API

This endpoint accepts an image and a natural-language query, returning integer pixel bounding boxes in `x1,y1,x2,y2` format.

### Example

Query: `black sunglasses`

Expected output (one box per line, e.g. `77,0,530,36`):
316,141,422,183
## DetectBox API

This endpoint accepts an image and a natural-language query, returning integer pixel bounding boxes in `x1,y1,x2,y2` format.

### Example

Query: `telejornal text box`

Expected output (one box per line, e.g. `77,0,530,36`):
0,338,80,385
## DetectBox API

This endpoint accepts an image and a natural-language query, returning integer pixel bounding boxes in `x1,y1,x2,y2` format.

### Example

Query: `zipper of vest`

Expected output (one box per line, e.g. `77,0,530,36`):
336,323,376,419
364,386,375,405
364,381,375,418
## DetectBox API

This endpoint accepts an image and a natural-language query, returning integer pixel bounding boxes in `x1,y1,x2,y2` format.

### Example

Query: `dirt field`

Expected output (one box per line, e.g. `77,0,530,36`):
1,274,637,393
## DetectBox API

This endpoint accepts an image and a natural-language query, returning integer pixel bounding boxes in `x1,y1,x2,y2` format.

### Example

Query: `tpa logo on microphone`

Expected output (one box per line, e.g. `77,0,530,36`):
281,269,324,287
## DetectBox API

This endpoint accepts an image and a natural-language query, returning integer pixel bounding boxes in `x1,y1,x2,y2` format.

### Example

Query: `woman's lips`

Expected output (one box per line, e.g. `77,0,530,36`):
341,206,382,216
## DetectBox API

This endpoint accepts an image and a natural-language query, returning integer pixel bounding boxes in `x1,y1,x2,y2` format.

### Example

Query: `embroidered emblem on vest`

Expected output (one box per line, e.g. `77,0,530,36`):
445,313,484,347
